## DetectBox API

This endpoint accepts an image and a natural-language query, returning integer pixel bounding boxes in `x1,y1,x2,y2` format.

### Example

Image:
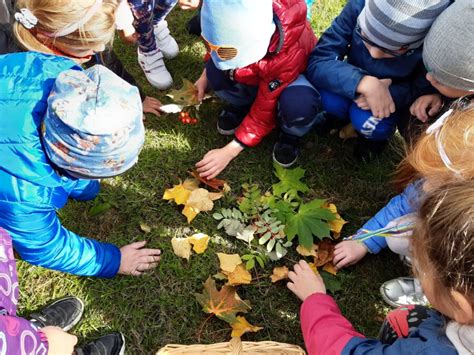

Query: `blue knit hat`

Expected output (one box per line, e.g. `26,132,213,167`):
201,0,275,70
42,65,145,179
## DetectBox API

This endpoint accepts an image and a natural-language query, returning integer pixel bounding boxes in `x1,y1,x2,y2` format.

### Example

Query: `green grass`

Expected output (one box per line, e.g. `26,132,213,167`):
17,2,409,353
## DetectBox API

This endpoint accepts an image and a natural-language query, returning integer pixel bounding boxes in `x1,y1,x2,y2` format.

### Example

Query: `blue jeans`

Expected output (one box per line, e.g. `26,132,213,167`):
127,0,178,53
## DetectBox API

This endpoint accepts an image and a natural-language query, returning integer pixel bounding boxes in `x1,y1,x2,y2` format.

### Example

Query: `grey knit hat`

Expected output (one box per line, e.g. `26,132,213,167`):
423,0,474,92
358,0,451,51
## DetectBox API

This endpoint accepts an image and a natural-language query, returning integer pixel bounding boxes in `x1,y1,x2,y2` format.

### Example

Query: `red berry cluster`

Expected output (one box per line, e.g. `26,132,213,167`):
179,111,198,125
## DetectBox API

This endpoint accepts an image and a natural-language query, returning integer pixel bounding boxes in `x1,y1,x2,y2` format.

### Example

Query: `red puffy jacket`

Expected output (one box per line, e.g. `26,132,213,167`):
233,0,317,147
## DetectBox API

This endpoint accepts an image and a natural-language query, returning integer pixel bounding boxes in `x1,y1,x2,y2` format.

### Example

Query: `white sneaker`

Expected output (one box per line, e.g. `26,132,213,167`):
154,20,179,59
138,49,173,90
380,277,429,308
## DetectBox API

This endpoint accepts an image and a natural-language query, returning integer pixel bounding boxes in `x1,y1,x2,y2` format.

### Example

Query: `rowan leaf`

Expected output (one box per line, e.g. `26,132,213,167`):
195,277,251,324
187,233,210,254
272,163,309,197
224,264,252,285
230,316,263,338
285,200,336,249
217,253,242,273
270,266,289,283
166,79,199,106
171,237,192,260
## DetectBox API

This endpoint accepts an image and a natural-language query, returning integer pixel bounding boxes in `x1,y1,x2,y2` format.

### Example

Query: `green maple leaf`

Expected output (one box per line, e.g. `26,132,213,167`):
272,163,309,198
195,277,251,325
285,200,336,249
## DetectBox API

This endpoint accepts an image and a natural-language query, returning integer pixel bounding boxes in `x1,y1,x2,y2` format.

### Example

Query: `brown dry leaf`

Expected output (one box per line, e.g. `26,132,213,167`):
230,316,263,338
296,244,318,257
208,192,224,201
339,123,358,139
270,266,289,283
323,262,338,275
187,233,210,254
195,277,251,324
190,170,229,192
171,237,192,260
217,253,242,273
314,239,335,267
166,78,200,106
224,264,252,286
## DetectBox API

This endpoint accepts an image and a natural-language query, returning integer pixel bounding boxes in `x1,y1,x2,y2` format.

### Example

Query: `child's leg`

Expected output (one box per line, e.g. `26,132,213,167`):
127,0,157,53
319,89,352,122
378,305,431,344
278,75,323,138
349,104,398,141
152,0,178,25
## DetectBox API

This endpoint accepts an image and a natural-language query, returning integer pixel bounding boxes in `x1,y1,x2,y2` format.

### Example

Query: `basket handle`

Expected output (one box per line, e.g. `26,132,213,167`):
230,337,243,355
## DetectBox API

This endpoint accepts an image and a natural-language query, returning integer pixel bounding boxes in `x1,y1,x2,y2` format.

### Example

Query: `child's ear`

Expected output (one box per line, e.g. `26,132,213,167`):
450,290,473,324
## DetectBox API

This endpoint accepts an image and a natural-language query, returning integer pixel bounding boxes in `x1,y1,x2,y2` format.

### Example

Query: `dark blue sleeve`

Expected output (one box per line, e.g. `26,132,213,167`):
306,0,367,99
359,184,419,254
7,208,121,278
389,62,437,109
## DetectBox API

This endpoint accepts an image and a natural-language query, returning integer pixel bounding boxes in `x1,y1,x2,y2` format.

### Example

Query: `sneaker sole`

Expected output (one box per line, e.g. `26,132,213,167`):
118,333,126,355
272,150,298,168
216,122,236,136
379,284,405,308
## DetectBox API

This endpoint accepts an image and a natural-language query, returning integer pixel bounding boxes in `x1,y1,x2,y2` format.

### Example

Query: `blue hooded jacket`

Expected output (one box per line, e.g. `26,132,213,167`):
306,0,435,109
0,52,121,278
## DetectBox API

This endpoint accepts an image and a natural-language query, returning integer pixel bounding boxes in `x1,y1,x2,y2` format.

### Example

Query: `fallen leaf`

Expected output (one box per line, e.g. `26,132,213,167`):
163,183,192,205
308,262,319,275
213,272,228,281
270,266,289,283
217,253,242,273
187,188,214,212
314,239,335,267
230,316,263,338
139,222,151,234
236,226,256,244
323,262,338,275
296,244,318,257
182,206,200,223
224,264,252,285
339,123,358,139
323,203,347,238
166,79,199,106
208,192,224,201
187,233,210,254
171,237,192,260
190,170,229,192
195,277,251,324
182,178,200,191
89,203,112,217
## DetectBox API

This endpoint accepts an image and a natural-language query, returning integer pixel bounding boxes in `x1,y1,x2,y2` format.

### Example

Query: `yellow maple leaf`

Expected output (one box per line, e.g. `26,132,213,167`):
171,237,192,260
323,203,347,238
217,253,242,273
182,206,199,223
163,184,191,206
308,262,319,275
230,316,263,338
224,264,252,286
187,233,210,254
270,266,289,283
296,244,318,257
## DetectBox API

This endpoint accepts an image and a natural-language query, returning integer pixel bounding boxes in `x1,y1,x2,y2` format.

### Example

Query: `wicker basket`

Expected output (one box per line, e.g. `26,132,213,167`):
157,337,306,355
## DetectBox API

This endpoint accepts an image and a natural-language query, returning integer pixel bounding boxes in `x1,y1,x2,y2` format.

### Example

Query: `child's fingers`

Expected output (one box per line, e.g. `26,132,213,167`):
333,252,345,265
286,282,296,292
129,240,147,249
138,262,160,271
288,271,297,282
299,259,310,269
293,263,302,274
335,257,349,270
139,248,162,255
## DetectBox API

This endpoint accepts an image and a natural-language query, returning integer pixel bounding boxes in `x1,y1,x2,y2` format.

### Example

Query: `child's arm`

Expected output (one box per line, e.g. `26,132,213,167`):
306,0,366,99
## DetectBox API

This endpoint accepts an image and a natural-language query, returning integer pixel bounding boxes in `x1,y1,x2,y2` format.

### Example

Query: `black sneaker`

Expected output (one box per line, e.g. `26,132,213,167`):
75,332,125,355
273,134,301,168
29,296,84,331
186,12,201,37
217,105,248,135
353,136,388,161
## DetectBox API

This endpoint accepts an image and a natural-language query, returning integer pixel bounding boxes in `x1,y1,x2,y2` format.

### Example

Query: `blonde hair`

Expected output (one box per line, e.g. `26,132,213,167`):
412,180,474,304
395,105,474,191
13,0,118,55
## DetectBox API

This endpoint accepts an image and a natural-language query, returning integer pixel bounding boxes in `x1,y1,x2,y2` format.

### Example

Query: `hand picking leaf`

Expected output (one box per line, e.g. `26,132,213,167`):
224,264,252,286
217,253,242,273
187,233,210,254
296,244,318,257
285,200,336,249
272,163,309,198
314,239,335,267
190,170,230,192
270,266,289,283
171,237,192,260
230,316,263,338
195,277,251,324
166,79,200,106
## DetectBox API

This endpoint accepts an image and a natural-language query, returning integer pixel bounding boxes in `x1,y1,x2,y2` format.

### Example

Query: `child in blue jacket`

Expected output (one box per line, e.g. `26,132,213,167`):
293,0,450,159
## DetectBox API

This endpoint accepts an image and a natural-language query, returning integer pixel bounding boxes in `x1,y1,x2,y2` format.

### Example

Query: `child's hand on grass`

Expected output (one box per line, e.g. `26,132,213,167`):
178,0,201,10
287,260,326,302
195,69,209,102
119,241,161,276
195,140,244,179
143,96,163,117
333,240,368,269
357,76,395,119
409,94,443,122
41,326,78,355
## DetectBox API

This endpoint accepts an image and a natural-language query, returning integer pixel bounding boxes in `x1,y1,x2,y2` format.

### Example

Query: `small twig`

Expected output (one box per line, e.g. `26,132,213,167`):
197,314,214,343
